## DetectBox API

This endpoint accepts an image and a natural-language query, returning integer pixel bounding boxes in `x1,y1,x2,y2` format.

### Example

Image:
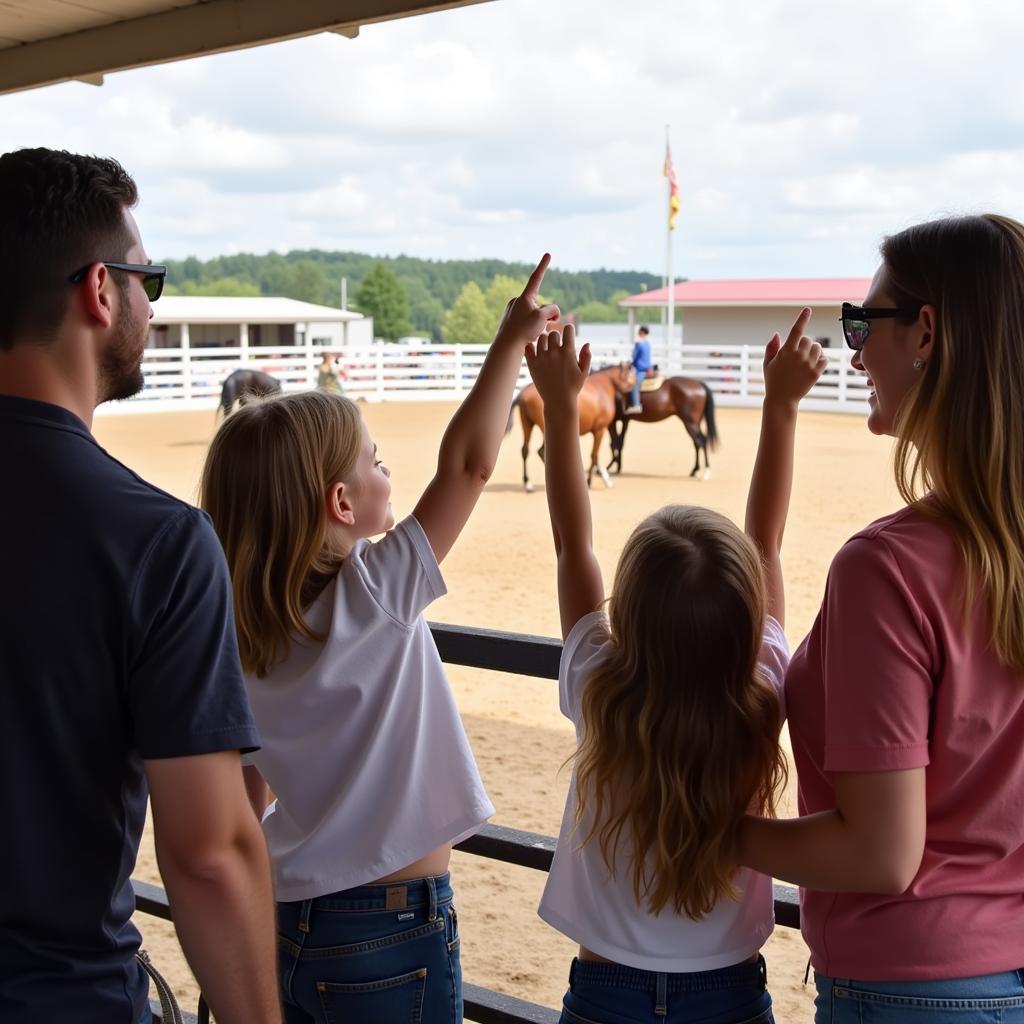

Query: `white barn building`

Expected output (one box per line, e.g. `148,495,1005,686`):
148,296,370,352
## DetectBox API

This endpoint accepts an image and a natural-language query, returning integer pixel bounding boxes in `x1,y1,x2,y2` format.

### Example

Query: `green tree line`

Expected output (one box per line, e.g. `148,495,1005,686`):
161,250,662,342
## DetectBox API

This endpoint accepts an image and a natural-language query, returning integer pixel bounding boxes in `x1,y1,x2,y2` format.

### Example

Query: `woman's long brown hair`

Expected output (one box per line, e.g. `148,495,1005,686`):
200,390,363,678
573,505,787,919
884,214,1024,672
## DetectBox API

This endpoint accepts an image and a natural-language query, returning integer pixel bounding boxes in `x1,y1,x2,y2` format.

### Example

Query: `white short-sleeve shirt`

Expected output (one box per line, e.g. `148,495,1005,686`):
243,516,494,901
538,611,789,972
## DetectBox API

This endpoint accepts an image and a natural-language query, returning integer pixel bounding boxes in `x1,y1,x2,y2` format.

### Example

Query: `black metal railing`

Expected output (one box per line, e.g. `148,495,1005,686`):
132,621,801,1024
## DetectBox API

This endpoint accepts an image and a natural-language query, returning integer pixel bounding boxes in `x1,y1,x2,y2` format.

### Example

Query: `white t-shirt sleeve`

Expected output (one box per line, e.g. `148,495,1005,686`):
558,611,611,722
355,515,447,625
759,615,790,722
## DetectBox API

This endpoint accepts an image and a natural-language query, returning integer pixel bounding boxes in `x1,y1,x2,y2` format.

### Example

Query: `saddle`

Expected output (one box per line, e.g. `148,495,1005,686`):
640,374,664,393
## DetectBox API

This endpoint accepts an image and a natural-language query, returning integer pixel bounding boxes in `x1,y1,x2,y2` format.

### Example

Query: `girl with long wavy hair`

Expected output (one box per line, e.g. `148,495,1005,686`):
200,257,558,1024
528,318,826,1024
740,215,1024,1023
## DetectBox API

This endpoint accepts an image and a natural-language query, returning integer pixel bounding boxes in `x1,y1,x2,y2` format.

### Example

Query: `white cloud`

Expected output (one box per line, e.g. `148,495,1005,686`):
2,0,1023,275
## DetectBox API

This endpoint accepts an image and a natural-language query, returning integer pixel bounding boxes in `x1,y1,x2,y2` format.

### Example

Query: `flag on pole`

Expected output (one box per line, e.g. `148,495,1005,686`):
664,144,680,230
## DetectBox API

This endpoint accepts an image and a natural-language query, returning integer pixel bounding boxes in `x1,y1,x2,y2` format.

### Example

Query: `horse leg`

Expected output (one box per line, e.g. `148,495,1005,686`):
593,429,613,489
607,419,624,474
521,420,534,493
701,435,712,481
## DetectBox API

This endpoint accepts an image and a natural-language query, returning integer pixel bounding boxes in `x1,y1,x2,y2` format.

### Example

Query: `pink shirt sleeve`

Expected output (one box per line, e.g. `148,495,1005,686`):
821,535,936,773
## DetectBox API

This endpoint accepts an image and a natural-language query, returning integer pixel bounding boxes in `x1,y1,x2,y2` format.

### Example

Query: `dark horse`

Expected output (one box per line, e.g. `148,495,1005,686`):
506,366,625,492
605,364,719,479
216,369,282,419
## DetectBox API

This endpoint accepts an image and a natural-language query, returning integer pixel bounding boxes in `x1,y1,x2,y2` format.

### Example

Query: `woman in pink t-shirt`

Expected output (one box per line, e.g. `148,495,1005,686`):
740,214,1024,1023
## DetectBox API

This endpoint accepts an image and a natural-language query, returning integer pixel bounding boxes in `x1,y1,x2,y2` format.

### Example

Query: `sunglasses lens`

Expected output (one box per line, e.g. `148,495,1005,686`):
844,319,869,350
143,275,162,301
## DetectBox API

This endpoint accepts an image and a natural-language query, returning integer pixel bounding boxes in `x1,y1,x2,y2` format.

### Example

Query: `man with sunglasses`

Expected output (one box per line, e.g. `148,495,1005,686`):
0,148,280,1024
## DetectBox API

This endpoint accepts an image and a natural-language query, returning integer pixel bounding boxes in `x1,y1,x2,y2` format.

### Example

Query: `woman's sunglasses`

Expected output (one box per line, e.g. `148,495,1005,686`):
70,262,167,302
840,302,922,351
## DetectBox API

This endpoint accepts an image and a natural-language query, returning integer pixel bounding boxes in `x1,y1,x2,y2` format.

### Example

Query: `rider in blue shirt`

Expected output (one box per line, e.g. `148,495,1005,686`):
626,325,652,413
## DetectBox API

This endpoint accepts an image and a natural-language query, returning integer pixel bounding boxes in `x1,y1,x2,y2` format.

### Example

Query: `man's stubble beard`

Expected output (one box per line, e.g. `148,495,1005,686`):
98,286,146,404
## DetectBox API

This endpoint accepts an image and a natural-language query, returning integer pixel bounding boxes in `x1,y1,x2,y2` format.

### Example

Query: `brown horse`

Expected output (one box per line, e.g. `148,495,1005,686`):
505,366,624,492
603,364,719,479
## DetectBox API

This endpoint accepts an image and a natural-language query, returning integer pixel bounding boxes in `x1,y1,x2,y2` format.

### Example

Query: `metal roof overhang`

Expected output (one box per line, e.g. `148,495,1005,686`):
0,0,493,97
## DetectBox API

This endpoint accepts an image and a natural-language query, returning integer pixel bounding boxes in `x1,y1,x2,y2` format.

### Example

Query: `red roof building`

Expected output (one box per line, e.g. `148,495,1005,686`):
617,277,872,351
621,278,872,308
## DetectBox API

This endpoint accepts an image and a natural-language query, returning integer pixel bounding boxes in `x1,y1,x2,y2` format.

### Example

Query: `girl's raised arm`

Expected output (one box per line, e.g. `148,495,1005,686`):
525,325,604,638
413,255,558,564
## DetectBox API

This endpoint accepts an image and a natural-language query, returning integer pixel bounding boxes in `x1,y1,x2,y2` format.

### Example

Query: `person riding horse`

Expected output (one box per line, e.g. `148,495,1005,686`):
625,325,652,414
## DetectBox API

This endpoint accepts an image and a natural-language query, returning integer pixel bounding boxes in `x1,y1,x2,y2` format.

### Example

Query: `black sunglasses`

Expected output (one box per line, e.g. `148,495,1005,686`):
840,302,922,351
69,262,167,302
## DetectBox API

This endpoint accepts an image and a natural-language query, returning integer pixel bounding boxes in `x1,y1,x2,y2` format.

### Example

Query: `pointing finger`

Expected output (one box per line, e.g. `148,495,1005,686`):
784,307,813,348
524,253,551,299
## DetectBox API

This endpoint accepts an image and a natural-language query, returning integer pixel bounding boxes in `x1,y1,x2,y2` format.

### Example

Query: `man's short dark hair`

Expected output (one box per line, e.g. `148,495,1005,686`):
0,148,138,350
638,325,650,336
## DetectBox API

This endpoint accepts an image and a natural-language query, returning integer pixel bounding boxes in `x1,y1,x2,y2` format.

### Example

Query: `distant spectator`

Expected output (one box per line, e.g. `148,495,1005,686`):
317,352,347,393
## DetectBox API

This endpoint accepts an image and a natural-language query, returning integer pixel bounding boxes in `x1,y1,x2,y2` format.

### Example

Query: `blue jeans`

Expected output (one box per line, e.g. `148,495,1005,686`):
815,969,1024,1022
560,954,773,1024
277,873,461,1024
628,382,641,408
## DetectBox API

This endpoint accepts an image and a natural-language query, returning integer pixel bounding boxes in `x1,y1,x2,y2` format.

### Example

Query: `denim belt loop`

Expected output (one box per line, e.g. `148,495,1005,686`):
654,971,668,1017
297,898,313,934
426,875,438,922
759,953,768,989
568,957,578,991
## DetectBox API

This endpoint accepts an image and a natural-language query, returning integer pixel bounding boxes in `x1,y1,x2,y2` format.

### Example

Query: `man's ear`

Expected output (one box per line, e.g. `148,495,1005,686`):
80,264,115,329
916,304,936,363
325,481,355,527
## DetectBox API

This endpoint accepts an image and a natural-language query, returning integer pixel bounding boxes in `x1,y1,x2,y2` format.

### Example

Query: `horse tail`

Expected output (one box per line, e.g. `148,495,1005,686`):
703,382,719,450
505,393,521,436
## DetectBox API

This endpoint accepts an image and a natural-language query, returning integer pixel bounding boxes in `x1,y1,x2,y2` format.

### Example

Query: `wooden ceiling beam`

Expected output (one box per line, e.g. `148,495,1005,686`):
0,0,492,96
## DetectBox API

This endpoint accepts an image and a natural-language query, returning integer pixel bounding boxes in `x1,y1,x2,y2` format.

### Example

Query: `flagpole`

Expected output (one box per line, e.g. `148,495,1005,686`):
665,124,675,372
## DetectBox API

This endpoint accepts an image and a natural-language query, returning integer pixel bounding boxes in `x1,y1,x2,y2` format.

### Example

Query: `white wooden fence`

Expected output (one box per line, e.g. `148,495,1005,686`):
98,341,870,415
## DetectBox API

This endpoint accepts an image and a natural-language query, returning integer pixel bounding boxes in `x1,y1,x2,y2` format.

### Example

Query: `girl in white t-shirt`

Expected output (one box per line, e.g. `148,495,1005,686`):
525,315,826,1024
200,257,559,1024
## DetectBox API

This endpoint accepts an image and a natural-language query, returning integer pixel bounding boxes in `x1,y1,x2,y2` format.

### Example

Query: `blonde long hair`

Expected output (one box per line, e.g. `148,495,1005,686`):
884,214,1024,672
573,505,787,920
199,390,364,678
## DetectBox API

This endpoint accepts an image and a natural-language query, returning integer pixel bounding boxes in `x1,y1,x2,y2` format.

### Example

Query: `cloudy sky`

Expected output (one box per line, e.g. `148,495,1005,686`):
2,0,1022,278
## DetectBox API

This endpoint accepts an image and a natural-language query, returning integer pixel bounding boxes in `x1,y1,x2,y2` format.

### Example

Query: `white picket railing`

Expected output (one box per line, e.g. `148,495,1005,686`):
99,342,870,415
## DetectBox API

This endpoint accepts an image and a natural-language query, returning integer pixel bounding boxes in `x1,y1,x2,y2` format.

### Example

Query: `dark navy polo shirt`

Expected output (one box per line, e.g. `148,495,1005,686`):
0,396,260,1023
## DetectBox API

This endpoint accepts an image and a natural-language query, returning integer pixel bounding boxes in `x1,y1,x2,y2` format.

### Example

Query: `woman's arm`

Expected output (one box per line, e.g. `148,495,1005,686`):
744,308,827,627
525,326,604,638
739,767,926,894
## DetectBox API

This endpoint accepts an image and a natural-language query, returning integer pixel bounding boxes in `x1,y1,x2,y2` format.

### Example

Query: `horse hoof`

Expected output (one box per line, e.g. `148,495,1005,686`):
702,469,711,481
525,482,534,493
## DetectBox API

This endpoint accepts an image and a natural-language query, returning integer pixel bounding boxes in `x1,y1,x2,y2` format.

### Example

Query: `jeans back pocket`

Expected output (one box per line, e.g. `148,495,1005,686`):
317,967,427,1024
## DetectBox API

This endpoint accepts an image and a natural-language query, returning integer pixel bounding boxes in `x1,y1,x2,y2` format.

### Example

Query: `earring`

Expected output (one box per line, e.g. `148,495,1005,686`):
913,358,925,370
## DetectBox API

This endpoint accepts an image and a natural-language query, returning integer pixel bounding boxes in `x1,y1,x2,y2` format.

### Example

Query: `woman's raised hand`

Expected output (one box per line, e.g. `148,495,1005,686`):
764,307,830,406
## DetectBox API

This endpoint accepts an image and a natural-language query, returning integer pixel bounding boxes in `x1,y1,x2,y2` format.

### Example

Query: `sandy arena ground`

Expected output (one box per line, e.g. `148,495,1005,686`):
94,399,902,1022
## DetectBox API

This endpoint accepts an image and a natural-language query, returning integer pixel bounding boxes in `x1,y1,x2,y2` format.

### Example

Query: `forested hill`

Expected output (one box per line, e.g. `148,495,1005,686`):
161,249,663,342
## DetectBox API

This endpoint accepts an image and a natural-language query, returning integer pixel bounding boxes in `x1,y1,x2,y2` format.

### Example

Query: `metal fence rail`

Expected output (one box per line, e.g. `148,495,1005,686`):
104,340,870,415
131,621,801,1023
